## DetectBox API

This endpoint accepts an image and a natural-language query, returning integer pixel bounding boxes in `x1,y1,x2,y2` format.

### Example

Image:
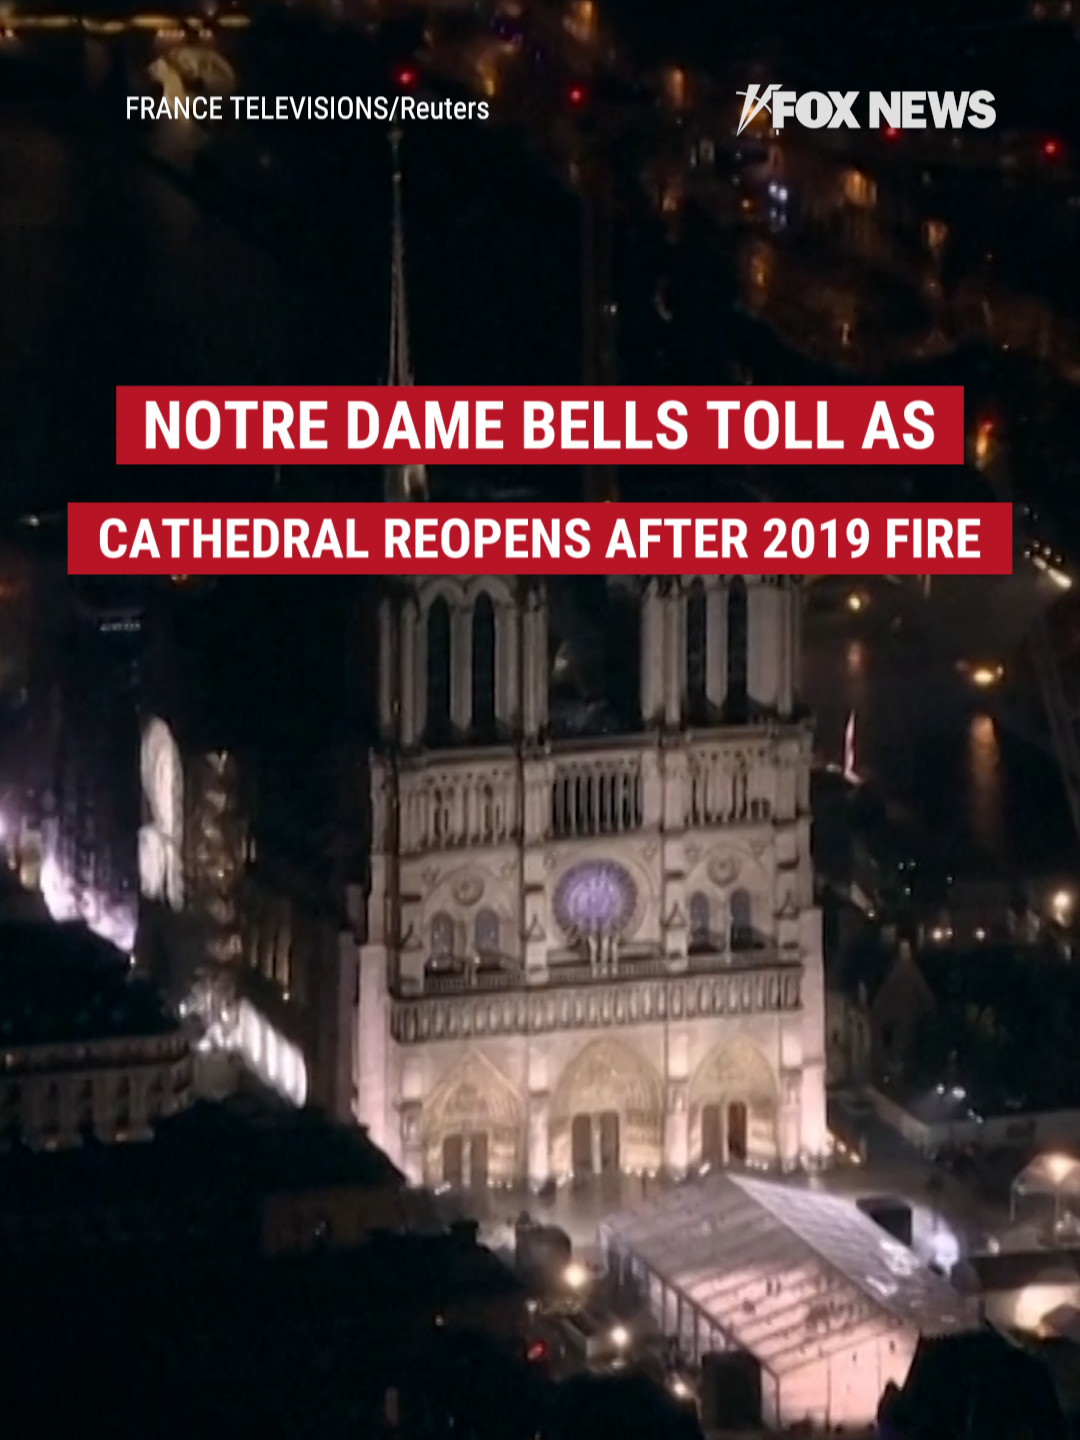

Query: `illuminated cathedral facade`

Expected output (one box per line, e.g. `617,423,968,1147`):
355,574,828,1189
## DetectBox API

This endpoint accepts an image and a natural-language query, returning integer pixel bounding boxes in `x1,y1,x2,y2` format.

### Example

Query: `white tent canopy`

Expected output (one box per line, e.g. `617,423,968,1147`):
600,1173,979,1429
1010,1151,1080,1229
1013,1152,1080,1200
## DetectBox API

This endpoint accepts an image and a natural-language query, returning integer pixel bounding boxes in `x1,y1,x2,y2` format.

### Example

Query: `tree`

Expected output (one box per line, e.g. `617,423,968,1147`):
904,1008,956,1090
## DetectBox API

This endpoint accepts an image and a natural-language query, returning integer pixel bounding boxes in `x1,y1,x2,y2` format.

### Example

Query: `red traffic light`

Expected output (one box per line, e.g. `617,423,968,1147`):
1043,138,1060,158
527,1341,548,1362
883,127,899,140
567,83,587,107
395,65,417,88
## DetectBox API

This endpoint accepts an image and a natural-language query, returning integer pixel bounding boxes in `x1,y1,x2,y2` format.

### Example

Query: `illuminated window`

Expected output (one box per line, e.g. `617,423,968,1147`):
923,219,947,256
842,169,877,208
474,908,500,959
686,581,707,713
431,912,455,966
480,782,495,837
731,887,753,948
554,861,637,938
471,592,496,736
432,788,451,843
426,598,452,741
726,578,748,720
689,891,711,950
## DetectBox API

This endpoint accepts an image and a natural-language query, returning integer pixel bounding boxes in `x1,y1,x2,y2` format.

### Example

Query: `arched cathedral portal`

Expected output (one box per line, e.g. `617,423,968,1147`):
689,1038,779,1169
550,1040,665,1180
421,1053,522,1188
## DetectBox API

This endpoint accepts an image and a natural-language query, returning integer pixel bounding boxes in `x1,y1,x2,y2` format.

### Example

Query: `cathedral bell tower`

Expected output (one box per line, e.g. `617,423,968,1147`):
376,578,547,751
384,126,428,505
638,576,801,727
360,575,548,1160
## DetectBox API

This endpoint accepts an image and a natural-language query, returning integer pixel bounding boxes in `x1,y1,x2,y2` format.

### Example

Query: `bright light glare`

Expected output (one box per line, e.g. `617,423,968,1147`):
1012,1282,1078,1334
1031,553,1073,590
40,849,137,953
564,1262,589,1290
1051,890,1074,924
610,1325,630,1350
1045,1153,1077,1186
40,851,77,922
970,664,1003,688
235,999,308,1107
185,988,307,1106
931,1229,960,1273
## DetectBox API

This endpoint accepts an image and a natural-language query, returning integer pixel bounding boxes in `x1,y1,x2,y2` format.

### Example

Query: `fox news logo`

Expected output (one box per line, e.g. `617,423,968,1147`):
735,86,996,134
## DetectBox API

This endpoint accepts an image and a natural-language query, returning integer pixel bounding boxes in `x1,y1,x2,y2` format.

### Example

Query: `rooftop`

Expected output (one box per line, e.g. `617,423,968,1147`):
872,942,1080,1117
0,1090,413,1214
600,1173,978,1378
2,1232,525,1353
0,920,178,1048
1014,1151,1080,1200
888,1331,1068,1440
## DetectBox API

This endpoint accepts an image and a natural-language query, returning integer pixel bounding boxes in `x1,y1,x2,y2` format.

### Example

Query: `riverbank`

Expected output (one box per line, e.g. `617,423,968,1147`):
803,572,1078,891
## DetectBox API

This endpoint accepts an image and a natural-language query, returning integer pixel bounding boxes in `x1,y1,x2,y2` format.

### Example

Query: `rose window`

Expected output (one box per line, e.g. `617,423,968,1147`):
554,861,637,938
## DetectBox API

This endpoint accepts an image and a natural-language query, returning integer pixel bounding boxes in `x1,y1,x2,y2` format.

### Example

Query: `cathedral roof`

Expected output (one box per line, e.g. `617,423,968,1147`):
0,919,177,1047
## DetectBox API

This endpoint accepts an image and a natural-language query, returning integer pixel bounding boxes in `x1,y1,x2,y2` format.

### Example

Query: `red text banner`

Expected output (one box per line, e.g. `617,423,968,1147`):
115,386,965,465
68,503,1013,576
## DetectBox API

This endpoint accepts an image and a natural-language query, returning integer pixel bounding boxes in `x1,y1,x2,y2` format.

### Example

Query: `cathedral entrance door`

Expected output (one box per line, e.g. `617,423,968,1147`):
726,1102,748,1164
598,1112,620,1175
701,1104,723,1168
571,1114,594,1176
469,1132,490,1190
442,1134,465,1187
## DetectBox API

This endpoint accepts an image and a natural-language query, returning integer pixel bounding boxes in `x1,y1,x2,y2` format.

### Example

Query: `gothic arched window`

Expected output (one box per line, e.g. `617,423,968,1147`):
730,887,753,949
688,891,711,951
471,592,496,736
426,598,452,741
479,783,495,840
726,578,748,721
474,907,500,960
430,912,455,967
686,581,707,715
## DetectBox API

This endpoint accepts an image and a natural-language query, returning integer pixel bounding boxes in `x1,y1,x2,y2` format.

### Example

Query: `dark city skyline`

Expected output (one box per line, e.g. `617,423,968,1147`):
1,0,1080,1436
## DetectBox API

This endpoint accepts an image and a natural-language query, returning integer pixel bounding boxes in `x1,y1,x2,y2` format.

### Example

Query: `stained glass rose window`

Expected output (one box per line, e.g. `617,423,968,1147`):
554,861,637,937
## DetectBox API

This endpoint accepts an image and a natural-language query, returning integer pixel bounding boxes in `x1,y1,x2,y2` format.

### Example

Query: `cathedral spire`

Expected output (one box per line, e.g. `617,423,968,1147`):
385,126,428,504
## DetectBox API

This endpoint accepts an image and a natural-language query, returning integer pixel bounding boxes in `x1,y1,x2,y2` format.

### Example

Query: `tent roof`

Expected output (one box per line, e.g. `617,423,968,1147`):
1013,1152,1080,1198
599,1173,979,1379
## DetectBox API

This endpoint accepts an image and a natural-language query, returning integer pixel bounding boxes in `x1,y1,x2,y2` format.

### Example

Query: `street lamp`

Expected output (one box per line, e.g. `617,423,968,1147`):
610,1324,630,1352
